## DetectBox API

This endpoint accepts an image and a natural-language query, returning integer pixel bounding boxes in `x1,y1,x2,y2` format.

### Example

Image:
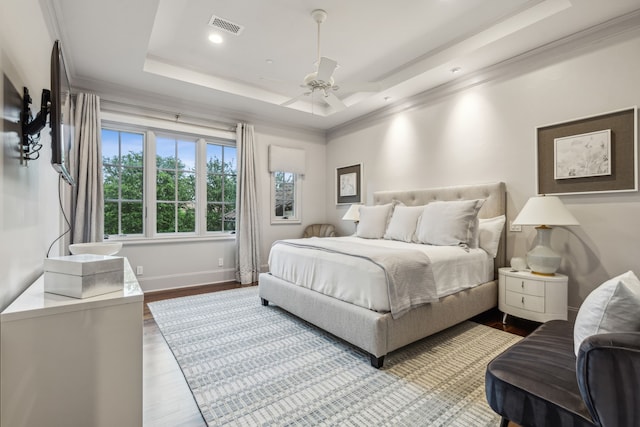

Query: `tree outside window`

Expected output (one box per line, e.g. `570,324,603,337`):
102,126,236,239
102,129,144,237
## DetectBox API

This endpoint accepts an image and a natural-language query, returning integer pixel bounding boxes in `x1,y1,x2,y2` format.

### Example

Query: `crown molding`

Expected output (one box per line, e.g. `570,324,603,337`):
73,77,327,140
327,9,640,140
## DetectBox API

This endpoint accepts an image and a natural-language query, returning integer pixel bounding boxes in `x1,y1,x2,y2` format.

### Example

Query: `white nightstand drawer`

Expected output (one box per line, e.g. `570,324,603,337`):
505,275,545,297
505,290,545,313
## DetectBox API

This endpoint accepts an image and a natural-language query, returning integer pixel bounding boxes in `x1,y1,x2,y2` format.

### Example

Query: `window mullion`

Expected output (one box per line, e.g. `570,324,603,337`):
196,138,206,236
146,131,157,238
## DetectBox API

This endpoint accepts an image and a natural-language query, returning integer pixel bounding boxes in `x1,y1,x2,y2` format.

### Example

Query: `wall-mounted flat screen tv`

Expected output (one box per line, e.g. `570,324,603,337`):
50,40,74,185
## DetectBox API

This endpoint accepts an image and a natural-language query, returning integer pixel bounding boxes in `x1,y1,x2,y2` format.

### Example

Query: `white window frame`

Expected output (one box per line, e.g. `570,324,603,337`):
101,116,236,242
270,171,302,224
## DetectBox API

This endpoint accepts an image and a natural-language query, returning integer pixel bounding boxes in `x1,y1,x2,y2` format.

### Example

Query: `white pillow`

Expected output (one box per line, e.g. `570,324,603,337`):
384,205,424,242
478,215,506,257
573,270,640,356
356,204,393,239
415,199,485,247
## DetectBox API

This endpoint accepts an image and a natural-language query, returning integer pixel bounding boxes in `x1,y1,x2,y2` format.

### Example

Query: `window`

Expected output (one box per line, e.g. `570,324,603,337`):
102,129,145,237
101,125,236,239
205,143,237,232
156,136,196,233
271,171,302,224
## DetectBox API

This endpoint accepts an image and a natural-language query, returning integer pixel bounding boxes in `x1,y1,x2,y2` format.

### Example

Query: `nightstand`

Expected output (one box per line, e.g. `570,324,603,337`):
498,267,568,324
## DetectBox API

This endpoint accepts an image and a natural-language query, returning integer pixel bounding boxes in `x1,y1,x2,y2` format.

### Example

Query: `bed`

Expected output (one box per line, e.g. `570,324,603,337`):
259,182,506,368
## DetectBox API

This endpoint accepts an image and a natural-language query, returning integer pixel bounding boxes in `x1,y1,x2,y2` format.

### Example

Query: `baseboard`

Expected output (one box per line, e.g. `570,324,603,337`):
136,268,236,292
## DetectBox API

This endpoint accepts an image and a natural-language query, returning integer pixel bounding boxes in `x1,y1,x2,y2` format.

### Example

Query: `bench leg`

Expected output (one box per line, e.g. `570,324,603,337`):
500,417,510,427
261,298,269,306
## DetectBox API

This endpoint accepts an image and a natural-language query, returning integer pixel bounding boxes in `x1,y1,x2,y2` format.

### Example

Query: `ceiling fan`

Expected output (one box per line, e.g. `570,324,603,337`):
281,9,346,112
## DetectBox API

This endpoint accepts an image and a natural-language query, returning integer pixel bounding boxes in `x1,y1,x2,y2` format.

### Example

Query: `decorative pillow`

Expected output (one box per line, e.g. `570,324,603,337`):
573,270,640,356
356,203,394,239
384,205,424,242
415,199,485,247
478,215,506,257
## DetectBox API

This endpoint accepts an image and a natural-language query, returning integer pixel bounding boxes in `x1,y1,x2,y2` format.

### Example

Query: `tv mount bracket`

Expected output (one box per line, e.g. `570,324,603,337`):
20,86,50,165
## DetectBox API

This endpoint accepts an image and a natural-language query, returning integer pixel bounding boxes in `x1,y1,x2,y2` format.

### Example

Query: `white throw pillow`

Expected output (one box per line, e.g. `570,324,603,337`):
478,215,506,258
356,204,393,239
415,199,485,247
573,270,640,356
384,205,424,242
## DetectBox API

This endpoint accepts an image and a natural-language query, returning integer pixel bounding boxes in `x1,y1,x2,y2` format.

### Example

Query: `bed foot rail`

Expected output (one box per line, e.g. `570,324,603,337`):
261,298,269,306
370,354,385,369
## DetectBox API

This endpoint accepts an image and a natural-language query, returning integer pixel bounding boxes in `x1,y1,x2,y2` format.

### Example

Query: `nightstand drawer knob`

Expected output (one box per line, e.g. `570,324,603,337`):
522,296,525,305
521,281,524,288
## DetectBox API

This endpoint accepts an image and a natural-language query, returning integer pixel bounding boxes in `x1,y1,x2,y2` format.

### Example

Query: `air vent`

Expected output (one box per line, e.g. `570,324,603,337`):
208,15,244,35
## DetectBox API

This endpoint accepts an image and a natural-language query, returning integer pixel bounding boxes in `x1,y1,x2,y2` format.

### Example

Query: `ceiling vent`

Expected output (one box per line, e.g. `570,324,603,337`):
208,15,244,35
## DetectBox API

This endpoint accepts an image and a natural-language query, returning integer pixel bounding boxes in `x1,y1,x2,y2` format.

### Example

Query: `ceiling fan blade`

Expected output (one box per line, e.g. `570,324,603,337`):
280,92,310,107
316,57,338,82
338,81,382,93
324,92,346,112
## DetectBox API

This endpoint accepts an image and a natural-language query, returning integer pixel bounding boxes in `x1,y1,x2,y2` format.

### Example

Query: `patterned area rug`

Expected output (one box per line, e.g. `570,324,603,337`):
149,287,520,426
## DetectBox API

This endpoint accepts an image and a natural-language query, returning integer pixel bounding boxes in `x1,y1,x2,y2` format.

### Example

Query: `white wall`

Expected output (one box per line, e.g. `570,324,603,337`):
326,29,640,318
121,124,326,291
0,0,62,311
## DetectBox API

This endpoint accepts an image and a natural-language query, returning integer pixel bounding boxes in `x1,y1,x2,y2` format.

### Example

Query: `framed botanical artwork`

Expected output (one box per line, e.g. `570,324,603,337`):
336,163,362,205
536,107,637,195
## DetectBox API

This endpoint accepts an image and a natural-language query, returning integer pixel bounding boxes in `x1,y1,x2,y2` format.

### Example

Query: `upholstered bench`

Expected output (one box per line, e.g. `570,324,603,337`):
485,269,640,427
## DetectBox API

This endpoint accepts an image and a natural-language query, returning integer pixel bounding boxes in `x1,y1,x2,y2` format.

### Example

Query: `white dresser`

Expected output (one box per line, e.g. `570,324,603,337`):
498,267,568,323
1,259,143,427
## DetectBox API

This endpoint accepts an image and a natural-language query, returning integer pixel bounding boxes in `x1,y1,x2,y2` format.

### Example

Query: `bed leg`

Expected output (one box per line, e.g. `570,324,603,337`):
261,298,269,306
370,354,385,369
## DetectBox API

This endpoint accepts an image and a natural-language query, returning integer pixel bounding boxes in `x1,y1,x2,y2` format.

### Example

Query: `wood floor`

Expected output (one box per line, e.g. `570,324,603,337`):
142,283,537,426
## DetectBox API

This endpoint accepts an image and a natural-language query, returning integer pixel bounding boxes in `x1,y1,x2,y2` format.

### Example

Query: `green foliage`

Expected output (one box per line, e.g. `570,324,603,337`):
103,150,236,235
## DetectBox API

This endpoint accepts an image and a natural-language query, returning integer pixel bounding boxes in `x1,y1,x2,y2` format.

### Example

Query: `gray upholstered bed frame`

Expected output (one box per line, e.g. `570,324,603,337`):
259,182,506,368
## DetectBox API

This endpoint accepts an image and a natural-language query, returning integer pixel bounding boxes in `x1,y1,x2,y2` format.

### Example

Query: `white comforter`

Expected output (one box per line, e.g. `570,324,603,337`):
268,236,493,315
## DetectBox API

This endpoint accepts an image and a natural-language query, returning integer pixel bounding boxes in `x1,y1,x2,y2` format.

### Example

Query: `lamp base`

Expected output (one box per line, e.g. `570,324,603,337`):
526,226,561,276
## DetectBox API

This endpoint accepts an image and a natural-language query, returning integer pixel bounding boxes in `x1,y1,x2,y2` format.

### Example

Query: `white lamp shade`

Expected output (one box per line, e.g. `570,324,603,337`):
512,196,579,226
342,204,361,221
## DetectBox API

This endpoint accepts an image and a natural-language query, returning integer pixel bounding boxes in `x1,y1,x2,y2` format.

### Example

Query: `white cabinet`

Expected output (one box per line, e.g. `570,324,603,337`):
1,260,143,427
498,267,568,323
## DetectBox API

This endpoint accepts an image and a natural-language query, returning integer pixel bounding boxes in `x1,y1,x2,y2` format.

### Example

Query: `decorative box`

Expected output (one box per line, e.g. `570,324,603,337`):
44,254,124,298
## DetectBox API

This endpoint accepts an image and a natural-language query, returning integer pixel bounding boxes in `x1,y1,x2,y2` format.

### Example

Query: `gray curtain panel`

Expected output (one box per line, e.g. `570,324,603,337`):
235,123,261,284
71,92,104,243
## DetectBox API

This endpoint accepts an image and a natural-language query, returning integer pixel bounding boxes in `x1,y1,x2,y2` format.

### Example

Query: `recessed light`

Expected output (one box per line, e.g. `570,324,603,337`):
208,33,224,44
450,67,462,74
265,59,273,64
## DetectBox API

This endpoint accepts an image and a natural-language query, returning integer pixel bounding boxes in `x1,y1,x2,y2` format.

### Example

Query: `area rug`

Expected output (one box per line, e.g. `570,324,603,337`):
149,287,520,426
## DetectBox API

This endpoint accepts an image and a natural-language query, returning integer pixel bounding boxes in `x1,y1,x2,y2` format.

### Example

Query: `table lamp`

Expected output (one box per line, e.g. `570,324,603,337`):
512,195,579,276
342,204,361,232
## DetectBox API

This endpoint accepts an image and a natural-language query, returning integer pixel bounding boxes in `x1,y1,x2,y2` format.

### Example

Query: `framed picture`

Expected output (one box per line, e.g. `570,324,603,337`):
554,129,611,180
336,163,362,205
537,107,637,195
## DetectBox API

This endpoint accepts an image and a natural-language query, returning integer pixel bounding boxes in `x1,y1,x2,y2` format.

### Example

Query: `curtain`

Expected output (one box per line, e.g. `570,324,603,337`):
235,123,261,284
71,92,104,243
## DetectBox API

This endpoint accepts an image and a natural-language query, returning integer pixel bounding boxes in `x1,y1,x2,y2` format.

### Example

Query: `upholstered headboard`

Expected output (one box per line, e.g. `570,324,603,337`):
372,182,507,277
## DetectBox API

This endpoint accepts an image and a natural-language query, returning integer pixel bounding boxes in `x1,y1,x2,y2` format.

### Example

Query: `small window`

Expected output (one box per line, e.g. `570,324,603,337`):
271,171,302,224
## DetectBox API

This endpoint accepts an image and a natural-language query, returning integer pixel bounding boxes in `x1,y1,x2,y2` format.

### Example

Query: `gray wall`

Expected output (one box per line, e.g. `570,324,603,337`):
326,27,640,319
